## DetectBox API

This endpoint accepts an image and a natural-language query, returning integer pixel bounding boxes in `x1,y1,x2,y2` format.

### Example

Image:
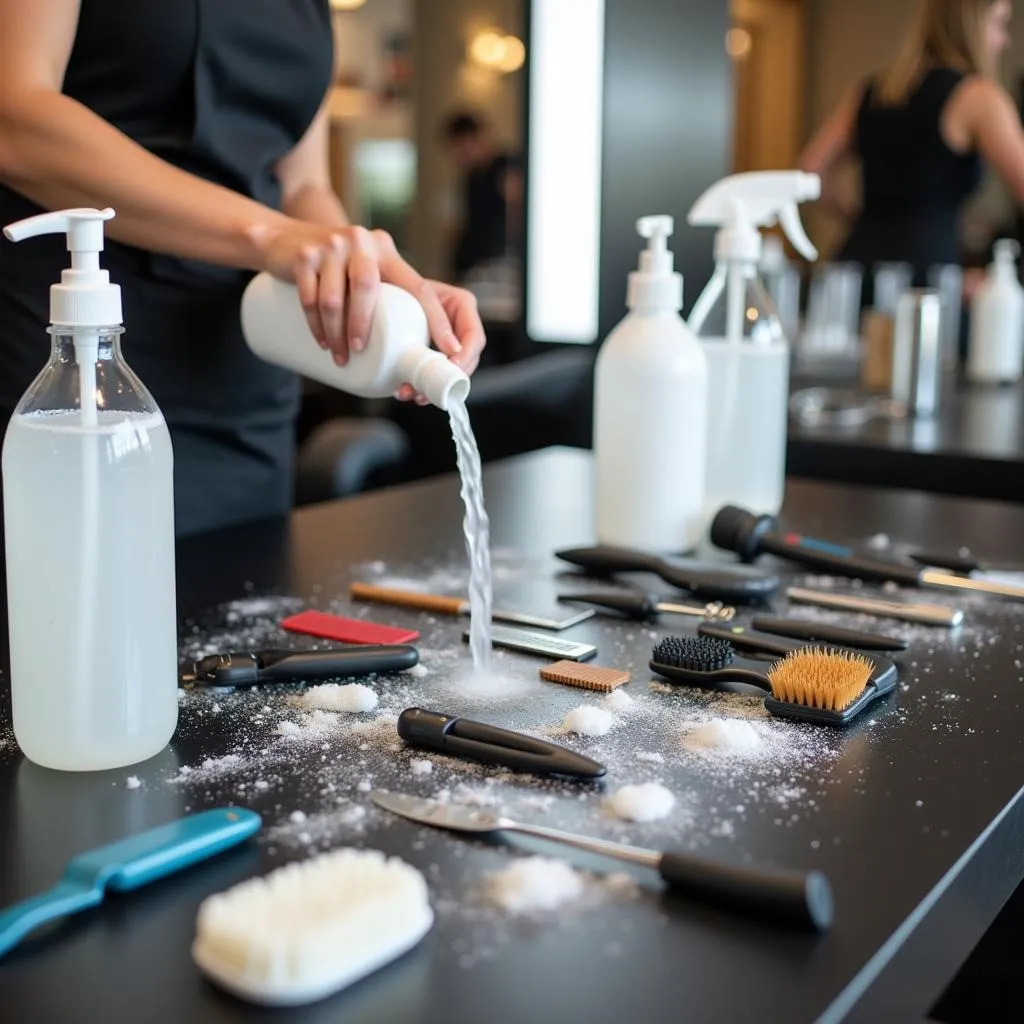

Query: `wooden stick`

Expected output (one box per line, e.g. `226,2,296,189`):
349,582,466,616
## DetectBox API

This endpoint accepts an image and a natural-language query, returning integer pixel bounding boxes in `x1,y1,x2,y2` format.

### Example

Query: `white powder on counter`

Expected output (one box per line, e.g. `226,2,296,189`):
296,683,378,713
487,857,584,914
563,706,615,737
410,758,434,776
604,689,637,713
126,776,141,790
684,718,764,755
635,751,664,764
608,783,675,822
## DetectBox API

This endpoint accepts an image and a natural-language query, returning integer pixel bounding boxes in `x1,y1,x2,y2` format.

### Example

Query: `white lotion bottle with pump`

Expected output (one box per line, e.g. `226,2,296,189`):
594,216,708,553
1,208,178,771
967,239,1024,384
240,275,470,410
687,171,821,530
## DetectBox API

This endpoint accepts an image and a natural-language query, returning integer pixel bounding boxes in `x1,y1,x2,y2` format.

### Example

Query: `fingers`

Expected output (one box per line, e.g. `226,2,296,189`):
345,227,380,356
318,235,348,363
295,247,325,347
444,285,486,375
373,230,460,356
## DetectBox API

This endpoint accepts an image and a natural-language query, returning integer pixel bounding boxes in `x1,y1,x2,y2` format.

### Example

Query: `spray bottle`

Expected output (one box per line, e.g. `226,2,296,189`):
1,208,178,771
967,239,1024,385
240,275,470,410
687,171,820,528
593,216,707,552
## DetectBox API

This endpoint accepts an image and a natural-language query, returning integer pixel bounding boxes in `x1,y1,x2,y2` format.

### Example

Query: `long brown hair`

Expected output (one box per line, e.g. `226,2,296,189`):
878,0,996,105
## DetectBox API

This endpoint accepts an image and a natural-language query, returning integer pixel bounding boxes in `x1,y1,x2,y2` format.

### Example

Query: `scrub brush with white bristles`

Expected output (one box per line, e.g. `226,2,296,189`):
192,847,433,1006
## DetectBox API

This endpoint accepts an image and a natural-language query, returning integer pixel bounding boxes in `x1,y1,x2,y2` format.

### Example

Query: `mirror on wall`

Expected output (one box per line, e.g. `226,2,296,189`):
327,0,526,360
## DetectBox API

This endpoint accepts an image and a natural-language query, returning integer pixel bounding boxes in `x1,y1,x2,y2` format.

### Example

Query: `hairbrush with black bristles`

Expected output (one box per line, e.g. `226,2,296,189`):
649,635,897,726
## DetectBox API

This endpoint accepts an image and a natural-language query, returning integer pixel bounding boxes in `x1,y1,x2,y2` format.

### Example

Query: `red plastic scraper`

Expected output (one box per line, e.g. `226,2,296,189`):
281,610,420,645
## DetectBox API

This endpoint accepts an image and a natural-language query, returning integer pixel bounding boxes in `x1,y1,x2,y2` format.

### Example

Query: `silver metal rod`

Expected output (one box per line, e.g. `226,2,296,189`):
921,569,1024,602
507,819,660,870
785,586,963,626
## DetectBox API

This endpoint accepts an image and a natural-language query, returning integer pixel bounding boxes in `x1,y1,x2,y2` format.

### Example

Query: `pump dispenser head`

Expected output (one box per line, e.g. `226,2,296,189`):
628,215,683,311
992,238,1021,277
688,172,820,264
3,207,122,327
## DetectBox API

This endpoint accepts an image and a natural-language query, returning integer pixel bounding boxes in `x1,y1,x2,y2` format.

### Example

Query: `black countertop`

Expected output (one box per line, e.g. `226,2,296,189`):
787,374,1024,501
2,448,1024,1023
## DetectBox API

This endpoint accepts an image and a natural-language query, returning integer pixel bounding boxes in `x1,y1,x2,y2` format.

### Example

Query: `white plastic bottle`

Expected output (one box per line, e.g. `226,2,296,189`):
2,208,178,771
593,216,707,552
967,239,1024,384
241,275,469,410
687,171,821,528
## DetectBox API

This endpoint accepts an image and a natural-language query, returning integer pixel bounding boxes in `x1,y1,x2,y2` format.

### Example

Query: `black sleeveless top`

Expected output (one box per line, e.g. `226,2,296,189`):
840,67,982,289
0,0,333,535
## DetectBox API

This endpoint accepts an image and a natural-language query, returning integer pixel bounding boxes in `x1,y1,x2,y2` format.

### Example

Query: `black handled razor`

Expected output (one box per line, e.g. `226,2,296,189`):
180,646,419,687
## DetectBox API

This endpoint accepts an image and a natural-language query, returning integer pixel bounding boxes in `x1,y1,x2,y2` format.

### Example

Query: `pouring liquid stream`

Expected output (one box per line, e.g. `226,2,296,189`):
448,398,492,670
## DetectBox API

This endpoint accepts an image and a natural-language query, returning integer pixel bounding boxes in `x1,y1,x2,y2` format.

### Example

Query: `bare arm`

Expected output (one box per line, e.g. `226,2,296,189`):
0,0,306,270
276,97,349,229
798,85,862,218
0,0,485,383
950,77,1024,205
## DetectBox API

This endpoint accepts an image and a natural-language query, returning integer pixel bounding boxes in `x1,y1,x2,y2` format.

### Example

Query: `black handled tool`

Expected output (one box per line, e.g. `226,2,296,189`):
710,506,1024,602
180,646,419,687
371,790,832,932
555,545,779,604
559,590,736,623
751,616,908,653
397,708,605,778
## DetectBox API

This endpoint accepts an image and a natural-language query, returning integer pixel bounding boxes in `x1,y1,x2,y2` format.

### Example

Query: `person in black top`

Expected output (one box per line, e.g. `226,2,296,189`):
800,0,1024,297
0,1,486,536
441,112,522,283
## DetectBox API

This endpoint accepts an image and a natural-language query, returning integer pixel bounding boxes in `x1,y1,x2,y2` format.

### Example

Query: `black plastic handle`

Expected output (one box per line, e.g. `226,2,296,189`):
697,623,803,658
555,546,778,604
908,550,980,574
657,852,833,932
709,506,923,586
752,616,909,653
259,646,419,681
558,591,656,621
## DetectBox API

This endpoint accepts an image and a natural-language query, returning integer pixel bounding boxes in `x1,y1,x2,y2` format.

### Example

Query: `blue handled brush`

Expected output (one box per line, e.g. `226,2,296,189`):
0,807,261,959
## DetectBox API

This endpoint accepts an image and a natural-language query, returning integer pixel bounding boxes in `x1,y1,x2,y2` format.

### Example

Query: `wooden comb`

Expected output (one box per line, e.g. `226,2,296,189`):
540,661,630,692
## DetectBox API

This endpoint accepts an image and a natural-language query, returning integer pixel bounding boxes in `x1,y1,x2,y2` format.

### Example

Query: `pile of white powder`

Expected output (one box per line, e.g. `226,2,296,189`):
295,683,378,714
486,857,584,914
607,782,675,822
563,706,615,737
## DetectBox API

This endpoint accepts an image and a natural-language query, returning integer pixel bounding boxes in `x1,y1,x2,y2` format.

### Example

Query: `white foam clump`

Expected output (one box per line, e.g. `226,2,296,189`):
126,775,142,790
487,856,584,914
684,718,764,755
409,759,433,776
297,684,378,714
608,783,675,822
604,689,637,712
192,848,433,1006
563,706,615,737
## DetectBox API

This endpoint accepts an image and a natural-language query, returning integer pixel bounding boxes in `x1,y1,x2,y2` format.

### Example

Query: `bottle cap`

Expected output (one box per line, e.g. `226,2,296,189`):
627,215,683,311
2,208,122,326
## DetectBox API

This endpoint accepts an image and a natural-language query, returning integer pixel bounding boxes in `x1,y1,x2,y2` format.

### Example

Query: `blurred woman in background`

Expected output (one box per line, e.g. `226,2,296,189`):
800,0,1024,299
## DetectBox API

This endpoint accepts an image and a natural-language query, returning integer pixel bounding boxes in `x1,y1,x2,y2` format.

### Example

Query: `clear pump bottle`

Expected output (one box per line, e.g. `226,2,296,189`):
2,208,178,771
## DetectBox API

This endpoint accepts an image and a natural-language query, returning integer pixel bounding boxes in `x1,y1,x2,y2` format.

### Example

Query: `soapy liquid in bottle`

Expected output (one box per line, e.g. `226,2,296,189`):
3,409,178,770
448,398,492,670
